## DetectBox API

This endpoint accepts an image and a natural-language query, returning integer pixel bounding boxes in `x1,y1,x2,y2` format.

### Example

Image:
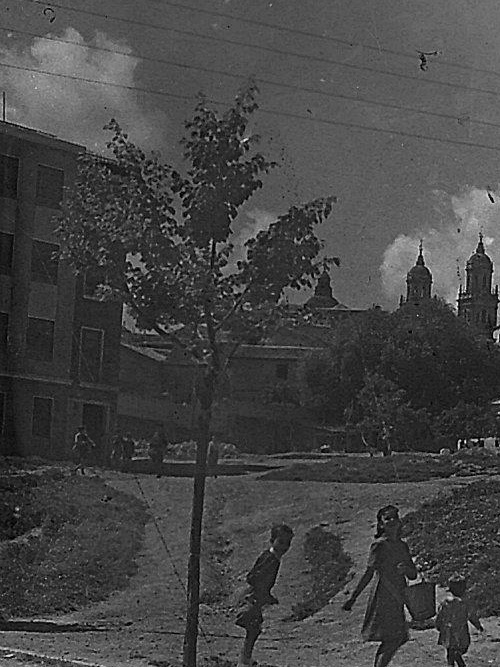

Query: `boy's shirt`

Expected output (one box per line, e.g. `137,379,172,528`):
435,593,481,652
246,549,281,605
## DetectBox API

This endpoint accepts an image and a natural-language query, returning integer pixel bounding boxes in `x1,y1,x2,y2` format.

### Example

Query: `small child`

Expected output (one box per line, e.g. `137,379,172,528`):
435,575,483,667
235,523,294,667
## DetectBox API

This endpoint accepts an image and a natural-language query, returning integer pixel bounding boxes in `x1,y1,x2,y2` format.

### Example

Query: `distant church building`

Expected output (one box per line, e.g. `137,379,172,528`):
400,241,433,307
457,233,498,337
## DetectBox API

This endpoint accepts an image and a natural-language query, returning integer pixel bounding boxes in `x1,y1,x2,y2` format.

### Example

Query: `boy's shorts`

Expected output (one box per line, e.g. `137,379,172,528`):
235,596,263,631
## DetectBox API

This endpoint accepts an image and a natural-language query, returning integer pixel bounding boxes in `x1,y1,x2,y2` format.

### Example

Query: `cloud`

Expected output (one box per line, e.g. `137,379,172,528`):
230,207,277,262
0,28,168,151
380,186,500,308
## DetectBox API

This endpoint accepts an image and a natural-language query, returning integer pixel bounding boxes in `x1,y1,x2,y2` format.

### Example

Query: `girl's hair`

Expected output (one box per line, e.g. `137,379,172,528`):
448,575,467,597
270,523,294,542
375,505,402,538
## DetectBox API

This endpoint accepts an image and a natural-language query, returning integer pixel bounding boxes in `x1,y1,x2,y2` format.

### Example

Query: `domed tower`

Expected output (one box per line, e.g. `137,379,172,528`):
457,233,498,337
401,241,433,306
306,269,339,309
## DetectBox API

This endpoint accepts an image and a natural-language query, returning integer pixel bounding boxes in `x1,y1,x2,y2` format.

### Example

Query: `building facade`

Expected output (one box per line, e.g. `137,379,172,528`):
0,122,122,459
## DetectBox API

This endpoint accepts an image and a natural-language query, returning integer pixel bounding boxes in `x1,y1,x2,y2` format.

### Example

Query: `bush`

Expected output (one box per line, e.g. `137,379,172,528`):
404,480,500,616
0,472,148,615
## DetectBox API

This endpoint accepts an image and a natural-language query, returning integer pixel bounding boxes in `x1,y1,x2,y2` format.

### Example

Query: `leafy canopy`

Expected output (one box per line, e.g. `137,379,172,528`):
57,85,335,365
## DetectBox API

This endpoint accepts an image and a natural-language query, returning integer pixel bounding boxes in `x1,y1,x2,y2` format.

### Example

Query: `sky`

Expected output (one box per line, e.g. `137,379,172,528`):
3,0,500,310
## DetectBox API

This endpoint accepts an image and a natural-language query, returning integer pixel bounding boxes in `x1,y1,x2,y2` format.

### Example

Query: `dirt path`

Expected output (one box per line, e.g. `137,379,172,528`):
0,471,499,666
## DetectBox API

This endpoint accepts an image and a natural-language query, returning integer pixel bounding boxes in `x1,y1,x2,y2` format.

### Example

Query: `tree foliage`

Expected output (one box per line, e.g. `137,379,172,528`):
301,298,500,448
57,85,335,368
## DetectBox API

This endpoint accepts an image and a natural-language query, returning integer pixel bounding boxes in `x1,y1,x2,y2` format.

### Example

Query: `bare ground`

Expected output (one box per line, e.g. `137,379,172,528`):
0,470,499,667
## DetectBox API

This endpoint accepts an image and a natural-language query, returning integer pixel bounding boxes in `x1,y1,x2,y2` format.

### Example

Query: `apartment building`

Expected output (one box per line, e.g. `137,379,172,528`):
0,122,122,459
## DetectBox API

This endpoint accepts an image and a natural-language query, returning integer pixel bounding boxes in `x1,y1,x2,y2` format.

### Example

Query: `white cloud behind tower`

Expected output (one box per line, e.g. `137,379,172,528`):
380,186,500,308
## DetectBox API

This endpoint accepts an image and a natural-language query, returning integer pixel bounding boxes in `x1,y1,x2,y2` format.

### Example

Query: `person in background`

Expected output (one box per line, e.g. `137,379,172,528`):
110,431,124,470
435,575,483,667
343,505,417,667
235,523,294,667
122,432,135,471
72,425,95,475
207,437,220,478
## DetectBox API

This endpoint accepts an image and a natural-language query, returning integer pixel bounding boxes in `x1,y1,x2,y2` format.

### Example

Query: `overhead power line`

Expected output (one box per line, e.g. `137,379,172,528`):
23,0,500,100
1,59,500,153
148,0,500,82
2,26,499,132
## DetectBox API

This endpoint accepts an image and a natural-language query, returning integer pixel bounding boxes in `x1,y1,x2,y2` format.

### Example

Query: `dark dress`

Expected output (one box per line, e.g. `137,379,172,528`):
361,536,415,643
235,549,281,631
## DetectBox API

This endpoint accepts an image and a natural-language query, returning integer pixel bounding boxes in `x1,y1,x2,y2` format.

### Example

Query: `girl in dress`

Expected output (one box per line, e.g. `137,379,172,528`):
343,505,417,667
435,575,483,667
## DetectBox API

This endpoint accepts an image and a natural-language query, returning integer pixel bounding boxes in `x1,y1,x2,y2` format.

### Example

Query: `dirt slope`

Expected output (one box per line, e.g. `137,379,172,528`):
0,471,499,667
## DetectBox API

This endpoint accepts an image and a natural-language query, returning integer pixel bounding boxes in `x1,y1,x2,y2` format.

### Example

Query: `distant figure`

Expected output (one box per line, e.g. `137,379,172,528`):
235,523,294,667
435,575,483,667
149,428,167,478
478,438,485,448
110,432,124,469
72,426,95,475
122,432,135,471
207,438,220,478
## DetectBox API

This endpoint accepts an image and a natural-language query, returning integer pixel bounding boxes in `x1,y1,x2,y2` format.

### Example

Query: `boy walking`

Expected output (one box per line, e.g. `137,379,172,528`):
235,523,294,667
435,575,483,667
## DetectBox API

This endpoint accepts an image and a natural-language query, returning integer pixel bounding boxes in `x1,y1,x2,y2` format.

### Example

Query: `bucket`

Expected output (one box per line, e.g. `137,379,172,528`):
405,581,436,620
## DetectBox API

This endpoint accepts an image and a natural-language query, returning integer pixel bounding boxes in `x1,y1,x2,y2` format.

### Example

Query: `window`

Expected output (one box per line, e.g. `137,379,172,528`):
276,363,289,380
26,318,54,361
36,165,64,208
0,154,18,199
0,232,13,275
31,240,59,284
83,266,106,299
0,312,8,351
32,397,52,438
80,327,103,382
0,391,5,433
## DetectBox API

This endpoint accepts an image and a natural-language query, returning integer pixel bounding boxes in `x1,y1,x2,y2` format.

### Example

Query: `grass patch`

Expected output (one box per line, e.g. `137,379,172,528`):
287,526,352,621
404,479,500,616
0,471,148,616
259,454,456,483
258,451,500,483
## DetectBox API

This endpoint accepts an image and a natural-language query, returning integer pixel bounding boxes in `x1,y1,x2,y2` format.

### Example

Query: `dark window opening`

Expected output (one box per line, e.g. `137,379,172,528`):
80,327,103,382
26,318,54,361
36,165,64,208
0,312,8,353
0,391,5,433
0,155,18,199
0,232,13,275
31,240,59,284
83,266,107,299
276,363,289,380
32,397,52,438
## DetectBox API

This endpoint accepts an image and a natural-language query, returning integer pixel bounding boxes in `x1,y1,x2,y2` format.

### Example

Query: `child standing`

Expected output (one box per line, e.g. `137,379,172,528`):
435,575,483,667
235,523,294,667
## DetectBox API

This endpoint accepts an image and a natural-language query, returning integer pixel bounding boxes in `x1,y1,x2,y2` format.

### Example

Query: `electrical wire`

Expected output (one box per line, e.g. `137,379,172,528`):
1,59,500,153
2,25,500,132
22,0,500,100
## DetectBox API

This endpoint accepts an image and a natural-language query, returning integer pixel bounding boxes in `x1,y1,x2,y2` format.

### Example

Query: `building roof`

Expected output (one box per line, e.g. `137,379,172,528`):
121,341,167,363
234,344,322,360
0,120,84,152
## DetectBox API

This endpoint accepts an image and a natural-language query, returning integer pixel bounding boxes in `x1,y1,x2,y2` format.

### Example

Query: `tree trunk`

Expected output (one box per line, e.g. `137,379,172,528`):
182,404,211,667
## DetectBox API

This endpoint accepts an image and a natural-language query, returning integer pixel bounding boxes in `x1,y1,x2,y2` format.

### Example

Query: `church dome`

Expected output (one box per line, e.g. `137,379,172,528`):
406,244,432,282
467,234,492,269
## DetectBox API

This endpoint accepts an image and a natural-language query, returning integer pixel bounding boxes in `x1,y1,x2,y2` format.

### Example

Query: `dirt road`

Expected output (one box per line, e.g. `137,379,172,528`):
0,471,498,666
